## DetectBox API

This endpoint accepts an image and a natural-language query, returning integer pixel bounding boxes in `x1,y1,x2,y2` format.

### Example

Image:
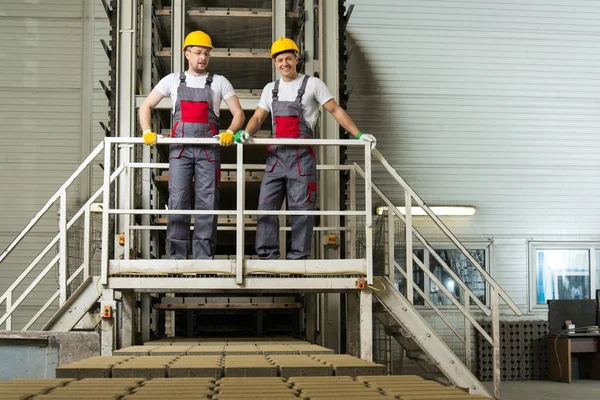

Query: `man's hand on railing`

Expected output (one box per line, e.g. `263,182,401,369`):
142,129,157,146
216,130,235,146
356,132,376,150
234,130,250,144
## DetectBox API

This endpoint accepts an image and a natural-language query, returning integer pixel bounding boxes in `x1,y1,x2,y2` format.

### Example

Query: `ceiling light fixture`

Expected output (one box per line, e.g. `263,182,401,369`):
375,206,476,216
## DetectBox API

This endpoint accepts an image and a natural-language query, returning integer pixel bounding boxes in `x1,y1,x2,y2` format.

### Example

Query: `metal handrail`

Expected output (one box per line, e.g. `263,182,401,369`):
100,137,374,285
0,164,122,328
371,149,522,317
354,164,492,314
0,141,105,264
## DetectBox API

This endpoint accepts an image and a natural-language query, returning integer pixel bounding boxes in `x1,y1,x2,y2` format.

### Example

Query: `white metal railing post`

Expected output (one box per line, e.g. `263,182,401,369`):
83,206,91,280
464,292,472,370
404,190,413,304
101,139,112,284
59,192,68,305
349,167,356,259
6,292,11,330
123,145,132,261
364,144,373,284
491,286,500,399
388,207,395,283
236,143,245,284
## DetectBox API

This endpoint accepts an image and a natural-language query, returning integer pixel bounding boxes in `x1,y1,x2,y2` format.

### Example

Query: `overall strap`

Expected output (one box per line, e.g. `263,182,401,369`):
206,73,214,87
272,79,280,102
179,72,186,87
296,75,310,101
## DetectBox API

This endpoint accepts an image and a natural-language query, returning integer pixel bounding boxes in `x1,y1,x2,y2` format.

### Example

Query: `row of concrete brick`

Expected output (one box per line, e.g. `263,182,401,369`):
114,344,334,356
55,355,386,380
2,376,491,400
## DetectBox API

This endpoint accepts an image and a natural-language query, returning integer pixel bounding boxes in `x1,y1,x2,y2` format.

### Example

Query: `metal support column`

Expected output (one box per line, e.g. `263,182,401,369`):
120,291,135,348
80,0,94,203
172,0,185,73
319,0,342,355
346,291,360,357
116,0,138,258
141,293,151,343
359,289,373,361
304,0,317,75
140,0,153,260
100,289,115,355
272,0,286,79
305,294,317,343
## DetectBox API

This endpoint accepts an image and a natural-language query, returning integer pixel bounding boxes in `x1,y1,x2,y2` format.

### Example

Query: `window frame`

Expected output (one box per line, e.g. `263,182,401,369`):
528,241,600,312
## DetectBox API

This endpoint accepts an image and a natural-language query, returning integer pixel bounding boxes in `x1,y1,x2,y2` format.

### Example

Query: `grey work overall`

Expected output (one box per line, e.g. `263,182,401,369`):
256,76,317,260
167,72,220,259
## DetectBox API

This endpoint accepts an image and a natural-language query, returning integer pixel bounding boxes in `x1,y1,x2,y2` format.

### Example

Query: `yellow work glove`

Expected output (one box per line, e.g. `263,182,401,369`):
142,129,157,146
216,129,235,146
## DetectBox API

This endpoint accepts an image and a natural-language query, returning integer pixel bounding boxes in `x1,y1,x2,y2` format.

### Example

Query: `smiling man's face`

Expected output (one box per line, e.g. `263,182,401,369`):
274,51,299,81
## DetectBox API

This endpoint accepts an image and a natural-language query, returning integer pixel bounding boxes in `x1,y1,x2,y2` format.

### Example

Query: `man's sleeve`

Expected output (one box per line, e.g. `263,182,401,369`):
220,76,237,100
313,78,334,105
154,73,173,96
257,83,272,112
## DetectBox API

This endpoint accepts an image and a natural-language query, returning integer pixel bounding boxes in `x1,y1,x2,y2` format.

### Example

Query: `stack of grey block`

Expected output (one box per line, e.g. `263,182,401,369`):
476,320,549,380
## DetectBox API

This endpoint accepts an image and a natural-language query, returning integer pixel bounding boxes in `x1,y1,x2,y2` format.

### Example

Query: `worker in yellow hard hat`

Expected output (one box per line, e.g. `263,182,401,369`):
138,30,245,260
235,37,376,260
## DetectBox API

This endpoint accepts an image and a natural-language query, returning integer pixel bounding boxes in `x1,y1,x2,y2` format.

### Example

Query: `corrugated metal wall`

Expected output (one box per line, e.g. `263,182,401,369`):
345,0,600,311
0,0,109,329
92,0,110,189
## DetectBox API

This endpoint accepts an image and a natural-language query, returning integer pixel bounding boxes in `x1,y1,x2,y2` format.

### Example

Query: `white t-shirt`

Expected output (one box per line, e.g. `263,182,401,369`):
154,72,236,118
258,74,334,130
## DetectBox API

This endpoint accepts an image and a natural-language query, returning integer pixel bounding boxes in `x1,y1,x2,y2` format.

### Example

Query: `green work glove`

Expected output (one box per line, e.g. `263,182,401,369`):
234,130,250,144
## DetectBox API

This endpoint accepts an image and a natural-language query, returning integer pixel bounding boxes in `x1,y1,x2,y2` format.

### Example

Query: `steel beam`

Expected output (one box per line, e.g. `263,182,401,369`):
171,0,184,73
116,0,137,262
80,0,94,203
359,289,372,361
272,0,285,80
141,293,151,343
100,288,115,355
319,0,342,358
107,277,360,292
120,291,134,348
141,0,153,260
108,258,366,275
346,292,360,357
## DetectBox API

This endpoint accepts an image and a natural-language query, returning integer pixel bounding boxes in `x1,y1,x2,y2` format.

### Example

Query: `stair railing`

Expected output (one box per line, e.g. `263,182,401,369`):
353,149,523,399
0,141,120,330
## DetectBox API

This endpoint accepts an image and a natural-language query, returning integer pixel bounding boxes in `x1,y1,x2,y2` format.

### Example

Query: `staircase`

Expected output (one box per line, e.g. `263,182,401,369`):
374,276,484,393
0,137,522,399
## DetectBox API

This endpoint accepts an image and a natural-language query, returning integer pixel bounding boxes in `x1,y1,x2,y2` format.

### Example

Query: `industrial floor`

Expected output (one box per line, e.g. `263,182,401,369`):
1,337,491,399
483,380,600,400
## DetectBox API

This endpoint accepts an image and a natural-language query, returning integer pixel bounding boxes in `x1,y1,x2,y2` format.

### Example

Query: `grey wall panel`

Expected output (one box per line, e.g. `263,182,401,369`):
345,0,600,312
0,0,84,329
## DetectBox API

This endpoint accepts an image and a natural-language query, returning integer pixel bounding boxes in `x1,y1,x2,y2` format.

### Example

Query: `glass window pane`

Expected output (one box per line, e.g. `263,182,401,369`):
595,249,600,298
536,249,590,305
429,249,486,306
394,248,425,305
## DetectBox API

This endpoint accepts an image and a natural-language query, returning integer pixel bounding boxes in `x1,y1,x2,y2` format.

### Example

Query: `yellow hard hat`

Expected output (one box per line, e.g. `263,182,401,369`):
182,30,213,51
270,37,299,58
